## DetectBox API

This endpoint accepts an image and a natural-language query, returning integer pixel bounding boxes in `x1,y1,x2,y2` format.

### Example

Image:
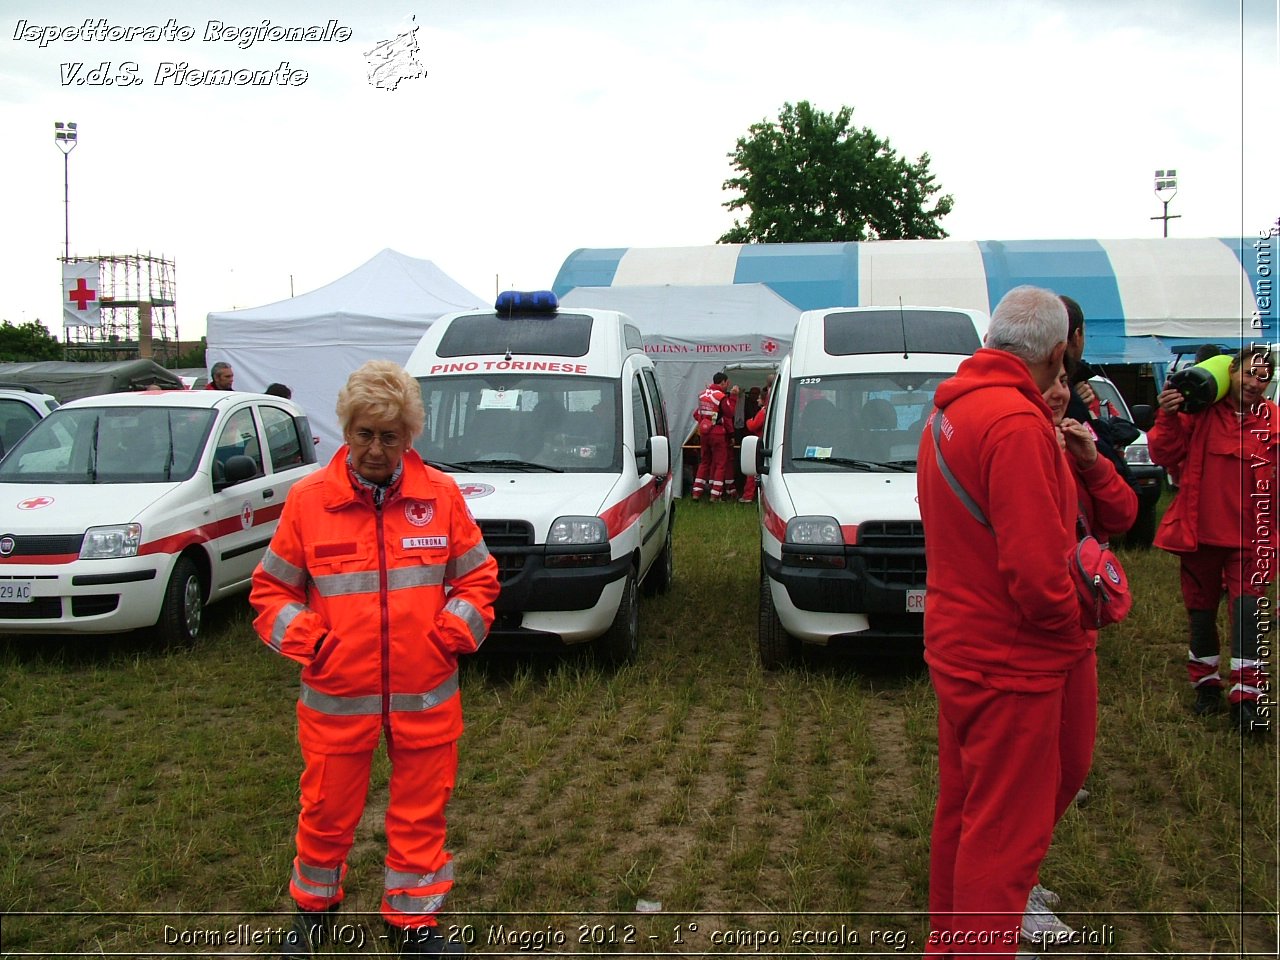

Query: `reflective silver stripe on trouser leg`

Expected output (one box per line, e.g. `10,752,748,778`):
443,597,487,647
385,891,449,916
271,602,308,653
293,859,342,900
385,860,455,891
302,672,460,716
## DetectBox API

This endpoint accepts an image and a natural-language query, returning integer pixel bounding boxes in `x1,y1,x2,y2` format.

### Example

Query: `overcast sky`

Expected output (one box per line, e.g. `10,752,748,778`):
2,0,1277,346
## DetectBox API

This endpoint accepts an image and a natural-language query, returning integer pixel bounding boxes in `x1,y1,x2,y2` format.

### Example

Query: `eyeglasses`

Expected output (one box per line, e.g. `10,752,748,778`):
349,429,403,448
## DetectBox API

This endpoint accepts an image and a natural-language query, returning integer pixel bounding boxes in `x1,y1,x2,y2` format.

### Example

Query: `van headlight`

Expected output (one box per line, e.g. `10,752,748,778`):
783,516,846,569
546,516,610,568
548,516,607,545
1124,444,1153,466
80,523,142,559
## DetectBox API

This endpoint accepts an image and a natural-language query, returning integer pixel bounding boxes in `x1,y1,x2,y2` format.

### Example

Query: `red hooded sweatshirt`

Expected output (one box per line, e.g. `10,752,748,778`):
917,349,1086,688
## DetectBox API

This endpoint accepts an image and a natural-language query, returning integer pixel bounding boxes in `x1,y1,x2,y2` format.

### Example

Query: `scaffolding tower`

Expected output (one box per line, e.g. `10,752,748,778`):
61,253,180,363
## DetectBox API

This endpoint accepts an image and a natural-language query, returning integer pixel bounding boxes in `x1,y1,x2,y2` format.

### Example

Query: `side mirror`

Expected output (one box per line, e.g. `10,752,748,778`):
220,454,259,487
640,435,670,479
741,435,766,477
1130,404,1155,432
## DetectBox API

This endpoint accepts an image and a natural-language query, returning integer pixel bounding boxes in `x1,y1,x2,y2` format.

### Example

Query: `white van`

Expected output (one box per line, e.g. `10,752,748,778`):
403,291,675,663
741,305,988,666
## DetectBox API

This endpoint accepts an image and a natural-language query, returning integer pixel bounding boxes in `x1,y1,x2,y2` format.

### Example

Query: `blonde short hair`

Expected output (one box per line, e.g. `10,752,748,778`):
336,360,426,439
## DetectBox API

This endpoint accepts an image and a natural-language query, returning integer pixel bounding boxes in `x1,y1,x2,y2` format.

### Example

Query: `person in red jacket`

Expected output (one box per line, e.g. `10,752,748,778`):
1019,367,1138,943
740,375,774,505
917,286,1083,958
1147,345,1278,733
690,373,738,502
251,360,500,959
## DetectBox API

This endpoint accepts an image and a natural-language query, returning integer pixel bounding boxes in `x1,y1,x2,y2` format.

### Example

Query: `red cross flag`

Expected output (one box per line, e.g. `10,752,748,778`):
62,261,101,327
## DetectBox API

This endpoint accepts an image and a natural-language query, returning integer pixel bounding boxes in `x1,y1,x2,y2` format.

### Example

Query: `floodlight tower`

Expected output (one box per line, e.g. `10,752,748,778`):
1152,169,1180,238
54,121,78,259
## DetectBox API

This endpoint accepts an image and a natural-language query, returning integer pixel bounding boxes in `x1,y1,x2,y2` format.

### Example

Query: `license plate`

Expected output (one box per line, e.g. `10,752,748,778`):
0,581,35,603
906,589,925,614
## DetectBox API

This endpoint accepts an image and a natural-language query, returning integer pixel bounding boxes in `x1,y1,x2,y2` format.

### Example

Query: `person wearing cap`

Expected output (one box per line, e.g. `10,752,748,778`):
1147,346,1278,733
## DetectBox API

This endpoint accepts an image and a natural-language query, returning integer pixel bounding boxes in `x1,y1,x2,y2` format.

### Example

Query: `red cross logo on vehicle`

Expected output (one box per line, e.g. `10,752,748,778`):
17,496,53,510
240,501,254,529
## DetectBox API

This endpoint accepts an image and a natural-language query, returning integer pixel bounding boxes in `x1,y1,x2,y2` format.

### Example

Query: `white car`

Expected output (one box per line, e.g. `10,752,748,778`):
0,385,59,459
0,390,319,642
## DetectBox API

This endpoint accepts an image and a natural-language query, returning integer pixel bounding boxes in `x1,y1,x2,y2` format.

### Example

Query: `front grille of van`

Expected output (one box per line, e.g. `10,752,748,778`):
477,520,534,584
857,521,926,589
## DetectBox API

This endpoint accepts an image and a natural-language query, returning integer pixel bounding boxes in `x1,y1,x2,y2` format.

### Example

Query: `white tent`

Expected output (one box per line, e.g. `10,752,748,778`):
206,249,483,459
558,283,802,492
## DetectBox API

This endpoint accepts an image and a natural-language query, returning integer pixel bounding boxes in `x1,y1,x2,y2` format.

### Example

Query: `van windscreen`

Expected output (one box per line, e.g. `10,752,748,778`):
436,313,594,358
823,310,980,356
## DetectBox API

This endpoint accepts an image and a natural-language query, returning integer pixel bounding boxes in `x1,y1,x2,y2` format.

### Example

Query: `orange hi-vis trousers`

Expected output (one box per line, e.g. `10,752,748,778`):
289,739,457,929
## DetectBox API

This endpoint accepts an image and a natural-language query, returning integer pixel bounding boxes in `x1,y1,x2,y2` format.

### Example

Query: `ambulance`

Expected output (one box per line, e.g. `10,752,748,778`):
740,305,988,667
404,291,675,663
0,390,319,643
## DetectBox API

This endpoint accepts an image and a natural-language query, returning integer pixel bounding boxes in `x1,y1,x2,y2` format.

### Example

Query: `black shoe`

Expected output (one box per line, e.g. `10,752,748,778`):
282,906,336,960
1192,685,1224,716
1232,699,1266,736
393,923,464,959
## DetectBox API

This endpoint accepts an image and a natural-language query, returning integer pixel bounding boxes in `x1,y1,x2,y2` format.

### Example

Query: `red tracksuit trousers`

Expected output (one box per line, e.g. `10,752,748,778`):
926,656,1095,958
289,739,457,929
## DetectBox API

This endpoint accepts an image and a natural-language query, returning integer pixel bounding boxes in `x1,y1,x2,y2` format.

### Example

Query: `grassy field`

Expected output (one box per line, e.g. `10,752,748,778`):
0,501,1276,958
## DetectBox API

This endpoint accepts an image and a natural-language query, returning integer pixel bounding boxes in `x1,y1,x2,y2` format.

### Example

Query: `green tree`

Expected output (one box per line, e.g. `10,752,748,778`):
0,320,62,361
719,101,954,244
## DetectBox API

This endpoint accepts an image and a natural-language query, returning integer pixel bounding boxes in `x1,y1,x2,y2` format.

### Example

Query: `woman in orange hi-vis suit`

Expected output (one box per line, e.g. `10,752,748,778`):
251,360,499,960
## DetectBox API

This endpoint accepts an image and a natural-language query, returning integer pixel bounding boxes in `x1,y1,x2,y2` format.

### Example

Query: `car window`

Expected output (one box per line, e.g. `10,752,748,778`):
261,405,307,472
0,406,215,483
0,399,42,456
214,408,263,480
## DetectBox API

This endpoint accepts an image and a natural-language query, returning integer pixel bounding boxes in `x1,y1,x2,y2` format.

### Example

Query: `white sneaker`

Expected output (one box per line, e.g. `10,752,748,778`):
1020,902,1073,942
1028,883,1060,908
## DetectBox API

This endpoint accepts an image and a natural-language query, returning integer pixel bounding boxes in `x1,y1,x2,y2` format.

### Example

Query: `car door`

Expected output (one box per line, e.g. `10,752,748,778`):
207,401,284,592
632,369,668,576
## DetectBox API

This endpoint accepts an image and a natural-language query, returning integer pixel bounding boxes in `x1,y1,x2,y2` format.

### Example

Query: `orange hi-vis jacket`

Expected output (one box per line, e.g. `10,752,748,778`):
251,449,500,753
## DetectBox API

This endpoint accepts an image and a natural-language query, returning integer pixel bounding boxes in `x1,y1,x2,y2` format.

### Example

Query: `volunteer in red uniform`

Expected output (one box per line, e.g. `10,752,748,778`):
917,286,1084,958
1019,367,1137,942
1147,346,1278,733
740,374,774,505
690,373,737,501
251,360,500,959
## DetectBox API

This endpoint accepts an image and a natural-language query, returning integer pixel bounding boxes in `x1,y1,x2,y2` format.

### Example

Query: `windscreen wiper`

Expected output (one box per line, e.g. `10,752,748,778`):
425,459,475,473
454,459,563,473
792,456,913,473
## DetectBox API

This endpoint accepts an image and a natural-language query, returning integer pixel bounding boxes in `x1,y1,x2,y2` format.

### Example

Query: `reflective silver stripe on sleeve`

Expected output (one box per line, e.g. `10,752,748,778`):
387,564,445,591
299,682,382,716
388,672,459,713
271,602,308,652
446,541,491,580
293,860,342,899
385,891,448,916
311,570,380,598
444,597,486,645
261,547,306,589
385,861,455,891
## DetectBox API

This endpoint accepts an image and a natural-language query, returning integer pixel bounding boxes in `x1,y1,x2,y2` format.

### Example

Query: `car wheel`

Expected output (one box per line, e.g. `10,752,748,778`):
596,571,639,666
758,567,796,669
643,520,674,597
156,556,204,646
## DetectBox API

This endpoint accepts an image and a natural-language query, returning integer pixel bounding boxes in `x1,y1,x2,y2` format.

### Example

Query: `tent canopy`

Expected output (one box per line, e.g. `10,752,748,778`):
559,283,801,494
0,359,182,402
554,238,1275,365
206,249,483,459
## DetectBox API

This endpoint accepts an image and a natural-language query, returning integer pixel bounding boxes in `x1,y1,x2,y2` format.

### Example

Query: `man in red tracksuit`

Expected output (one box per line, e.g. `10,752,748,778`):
1147,345,1278,733
690,373,737,501
252,360,500,960
917,286,1085,958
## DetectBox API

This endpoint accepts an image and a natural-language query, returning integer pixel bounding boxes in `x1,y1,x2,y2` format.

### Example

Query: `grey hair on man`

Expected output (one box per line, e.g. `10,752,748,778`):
984,286,1069,392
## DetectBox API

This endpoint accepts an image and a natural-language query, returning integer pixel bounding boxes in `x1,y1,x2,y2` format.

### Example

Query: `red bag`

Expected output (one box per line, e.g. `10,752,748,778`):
1071,533,1131,629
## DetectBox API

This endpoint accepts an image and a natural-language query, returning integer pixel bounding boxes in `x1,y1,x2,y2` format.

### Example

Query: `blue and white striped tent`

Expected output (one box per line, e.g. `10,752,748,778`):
553,237,1277,365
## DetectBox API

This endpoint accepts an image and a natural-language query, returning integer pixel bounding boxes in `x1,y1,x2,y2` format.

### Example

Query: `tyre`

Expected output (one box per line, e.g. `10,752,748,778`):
596,572,639,665
155,556,204,646
643,521,674,597
758,568,797,669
